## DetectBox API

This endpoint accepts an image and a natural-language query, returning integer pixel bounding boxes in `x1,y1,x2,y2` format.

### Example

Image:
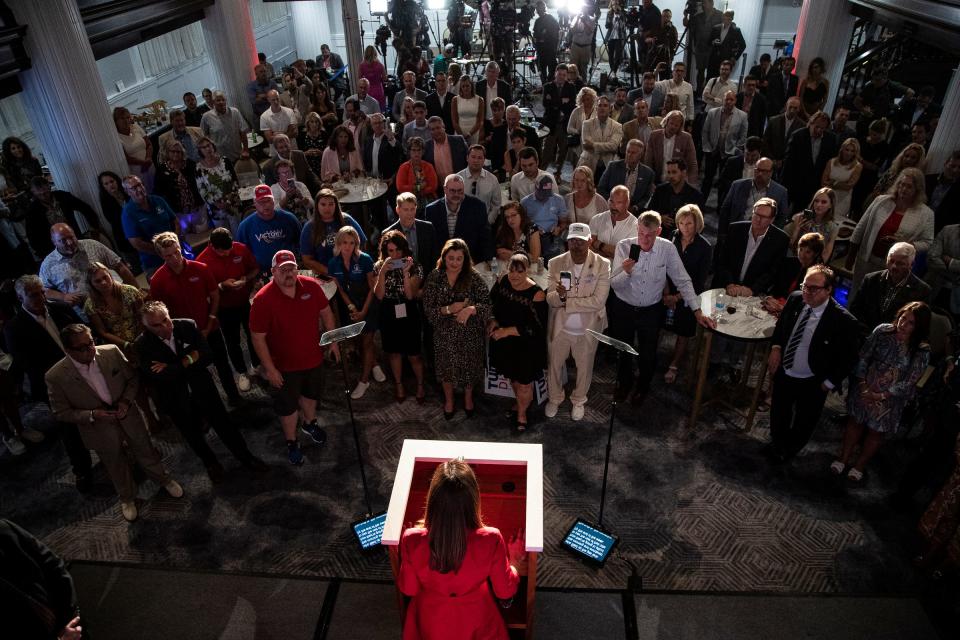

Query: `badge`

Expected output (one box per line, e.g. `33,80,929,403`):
301,293,312,300
189,276,200,282
232,256,242,263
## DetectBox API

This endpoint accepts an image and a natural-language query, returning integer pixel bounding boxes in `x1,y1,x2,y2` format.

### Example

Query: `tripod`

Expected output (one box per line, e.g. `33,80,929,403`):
587,21,608,86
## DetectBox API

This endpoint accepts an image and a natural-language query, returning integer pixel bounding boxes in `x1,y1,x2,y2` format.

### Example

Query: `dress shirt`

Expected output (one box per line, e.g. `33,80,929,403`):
740,228,768,281
656,79,695,121
784,299,829,380
371,135,383,177
457,167,502,224
400,222,418,256
69,356,113,405
661,135,676,181
510,170,557,201
743,182,768,220
703,77,738,109
483,82,498,119
24,305,64,350
610,236,700,310
403,120,430,146
742,162,756,181
163,334,177,354
432,138,454,179
174,130,199,162
445,202,459,237
810,135,822,164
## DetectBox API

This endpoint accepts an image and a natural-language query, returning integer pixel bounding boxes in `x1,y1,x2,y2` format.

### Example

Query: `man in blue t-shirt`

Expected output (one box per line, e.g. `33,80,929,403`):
236,185,303,274
520,175,568,261
121,175,178,276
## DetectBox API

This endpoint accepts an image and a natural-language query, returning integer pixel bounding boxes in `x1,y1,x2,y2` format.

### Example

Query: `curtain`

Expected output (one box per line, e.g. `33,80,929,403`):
137,22,207,77
249,0,290,28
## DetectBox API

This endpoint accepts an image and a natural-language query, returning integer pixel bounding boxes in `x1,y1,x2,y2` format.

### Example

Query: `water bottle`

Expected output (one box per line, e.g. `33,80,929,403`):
537,257,544,274
713,293,726,323
665,306,675,327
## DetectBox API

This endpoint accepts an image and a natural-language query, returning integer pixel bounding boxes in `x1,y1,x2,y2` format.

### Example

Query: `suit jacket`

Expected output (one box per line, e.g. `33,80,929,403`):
926,173,960,233
544,250,610,339
850,269,931,331
713,220,790,294
718,177,790,234
701,107,749,156
761,114,804,161
474,79,512,112
626,87,665,120
619,119,658,156
158,126,204,162
3,302,80,402
391,88,428,122
383,218,440,276
46,345,143,443
736,92,768,138
645,129,699,185
578,117,623,173
542,81,577,130
263,151,321,196
362,134,402,182
781,128,838,210
490,124,541,173
425,91,456,133
749,64,774,96
597,160,655,208
766,71,799,116
424,134,469,175
135,319,214,411
424,194,493,262
771,291,861,389
708,24,746,75
716,155,748,209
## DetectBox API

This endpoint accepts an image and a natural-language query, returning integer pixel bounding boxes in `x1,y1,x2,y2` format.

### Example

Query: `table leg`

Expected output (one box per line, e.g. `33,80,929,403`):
687,325,703,392
745,343,770,431
740,342,756,391
688,331,713,429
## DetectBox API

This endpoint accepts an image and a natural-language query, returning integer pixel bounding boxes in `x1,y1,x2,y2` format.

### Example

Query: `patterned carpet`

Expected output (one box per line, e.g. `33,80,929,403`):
0,348,935,595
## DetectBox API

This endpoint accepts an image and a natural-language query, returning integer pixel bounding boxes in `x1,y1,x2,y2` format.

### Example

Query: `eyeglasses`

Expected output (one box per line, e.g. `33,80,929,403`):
800,283,826,292
66,340,95,351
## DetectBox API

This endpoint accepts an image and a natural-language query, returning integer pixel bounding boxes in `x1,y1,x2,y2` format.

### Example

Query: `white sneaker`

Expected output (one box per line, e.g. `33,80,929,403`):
164,480,184,498
351,380,370,399
372,365,387,383
2,436,26,456
120,501,138,522
544,402,559,418
571,404,585,422
19,429,45,443
236,373,252,392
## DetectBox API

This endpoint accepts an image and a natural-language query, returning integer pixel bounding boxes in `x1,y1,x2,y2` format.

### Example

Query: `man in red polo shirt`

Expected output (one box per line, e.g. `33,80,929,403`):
250,250,340,465
149,231,242,403
197,227,261,390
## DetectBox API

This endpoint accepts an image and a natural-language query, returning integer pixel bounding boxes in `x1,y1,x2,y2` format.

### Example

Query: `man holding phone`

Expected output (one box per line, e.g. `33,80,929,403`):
608,211,716,405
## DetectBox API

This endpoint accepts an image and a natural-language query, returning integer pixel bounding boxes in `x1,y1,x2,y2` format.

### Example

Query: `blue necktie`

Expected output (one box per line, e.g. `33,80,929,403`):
782,306,812,371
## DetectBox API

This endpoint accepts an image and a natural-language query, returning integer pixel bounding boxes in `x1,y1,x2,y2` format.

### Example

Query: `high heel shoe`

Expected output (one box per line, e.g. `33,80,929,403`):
444,405,455,420
415,385,426,404
395,384,406,404
464,405,475,418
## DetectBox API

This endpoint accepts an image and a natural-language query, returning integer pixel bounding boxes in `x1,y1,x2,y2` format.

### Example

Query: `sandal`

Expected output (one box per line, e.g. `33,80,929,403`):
664,366,679,384
829,460,845,475
847,467,864,482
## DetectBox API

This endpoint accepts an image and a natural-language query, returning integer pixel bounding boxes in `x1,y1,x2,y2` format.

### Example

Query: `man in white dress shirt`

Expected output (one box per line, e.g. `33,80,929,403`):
656,62,695,122
457,145,502,224
701,59,738,110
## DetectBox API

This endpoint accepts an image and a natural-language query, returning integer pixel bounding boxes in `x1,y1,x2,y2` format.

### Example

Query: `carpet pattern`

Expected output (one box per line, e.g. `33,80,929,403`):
0,349,932,595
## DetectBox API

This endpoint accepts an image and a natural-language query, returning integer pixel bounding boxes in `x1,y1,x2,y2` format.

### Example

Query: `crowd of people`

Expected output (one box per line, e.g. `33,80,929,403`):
0,3,959,597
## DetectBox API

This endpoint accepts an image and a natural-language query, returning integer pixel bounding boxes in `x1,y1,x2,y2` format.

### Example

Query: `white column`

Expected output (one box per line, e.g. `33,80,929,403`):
727,0,763,80
202,0,258,125
926,66,960,171
291,2,330,62
343,0,364,95
10,0,127,216
792,0,857,114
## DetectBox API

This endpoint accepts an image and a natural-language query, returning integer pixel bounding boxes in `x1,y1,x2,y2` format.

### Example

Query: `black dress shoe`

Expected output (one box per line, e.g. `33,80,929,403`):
205,461,226,484
244,457,270,473
444,409,455,420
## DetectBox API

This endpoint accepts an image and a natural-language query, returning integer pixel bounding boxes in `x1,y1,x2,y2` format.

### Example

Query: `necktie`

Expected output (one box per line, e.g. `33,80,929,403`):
784,74,790,100
782,306,812,371
626,166,638,195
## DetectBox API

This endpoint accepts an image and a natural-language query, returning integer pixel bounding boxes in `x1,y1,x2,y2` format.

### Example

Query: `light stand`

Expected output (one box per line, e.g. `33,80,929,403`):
320,321,373,516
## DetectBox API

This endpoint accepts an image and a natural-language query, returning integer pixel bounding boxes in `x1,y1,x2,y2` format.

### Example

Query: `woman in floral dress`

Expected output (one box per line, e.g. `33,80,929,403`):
195,136,241,235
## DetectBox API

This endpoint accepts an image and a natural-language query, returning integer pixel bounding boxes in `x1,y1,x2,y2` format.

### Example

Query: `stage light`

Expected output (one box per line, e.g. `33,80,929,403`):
564,0,585,13
370,0,388,14
426,0,446,10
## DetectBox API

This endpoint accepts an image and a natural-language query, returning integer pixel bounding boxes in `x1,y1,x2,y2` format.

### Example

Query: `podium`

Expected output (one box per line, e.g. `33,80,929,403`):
382,439,544,638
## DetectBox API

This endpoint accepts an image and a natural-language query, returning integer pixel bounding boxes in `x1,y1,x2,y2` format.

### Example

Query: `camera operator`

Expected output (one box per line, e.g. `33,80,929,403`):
389,0,421,50
447,1,472,58
638,0,662,64
606,1,628,82
490,0,518,75
688,0,722,93
533,1,561,85
566,7,596,79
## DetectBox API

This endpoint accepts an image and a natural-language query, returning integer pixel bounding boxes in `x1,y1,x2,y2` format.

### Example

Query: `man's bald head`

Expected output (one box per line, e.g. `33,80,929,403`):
51,223,79,257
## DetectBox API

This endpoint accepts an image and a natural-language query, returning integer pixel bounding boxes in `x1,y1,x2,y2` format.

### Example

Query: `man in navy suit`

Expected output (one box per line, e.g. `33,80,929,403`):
713,197,790,297
718,157,789,236
383,192,440,276
423,117,468,182
475,61,513,119
766,56,799,116
362,113,403,227
781,111,838,214
424,174,493,263
598,139,655,210
425,72,456,133
766,265,860,462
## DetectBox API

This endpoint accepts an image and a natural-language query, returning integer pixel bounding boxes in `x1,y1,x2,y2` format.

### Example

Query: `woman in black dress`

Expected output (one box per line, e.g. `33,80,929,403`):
154,140,205,232
374,229,426,404
96,170,137,261
495,201,541,263
489,253,548,432
662,205,712,384
298,112,327,178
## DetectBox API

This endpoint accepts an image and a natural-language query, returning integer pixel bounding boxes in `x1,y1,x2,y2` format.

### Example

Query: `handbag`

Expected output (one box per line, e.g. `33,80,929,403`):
566,133,581,147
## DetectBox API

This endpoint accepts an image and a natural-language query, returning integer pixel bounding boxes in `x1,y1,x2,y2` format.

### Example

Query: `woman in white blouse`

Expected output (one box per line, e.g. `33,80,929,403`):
565,87,597,180
114,106,154,190
564,166,608,225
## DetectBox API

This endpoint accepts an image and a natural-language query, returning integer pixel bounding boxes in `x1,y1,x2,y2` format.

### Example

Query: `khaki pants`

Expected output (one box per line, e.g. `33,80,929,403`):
548,330,599,407
78,408,169,501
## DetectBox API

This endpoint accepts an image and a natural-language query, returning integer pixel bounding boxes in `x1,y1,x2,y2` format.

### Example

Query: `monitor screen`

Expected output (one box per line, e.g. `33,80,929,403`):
562,519,618,565
833,281,851,308
352,512,387,550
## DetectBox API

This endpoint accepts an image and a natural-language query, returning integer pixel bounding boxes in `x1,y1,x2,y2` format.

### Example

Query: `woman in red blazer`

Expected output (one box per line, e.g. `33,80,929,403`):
399,459,523,640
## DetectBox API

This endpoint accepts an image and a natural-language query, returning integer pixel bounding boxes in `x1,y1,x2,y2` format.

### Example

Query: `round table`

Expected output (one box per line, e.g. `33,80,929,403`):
688,288,779,430
333,178,388,205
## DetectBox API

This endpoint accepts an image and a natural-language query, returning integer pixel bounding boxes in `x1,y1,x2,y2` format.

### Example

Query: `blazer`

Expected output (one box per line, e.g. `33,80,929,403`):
383,218,440,276
619,119,659,156
46,345,141,441
926,173,960,233
851,269,931,331
424,134,469,175
626,86,665,120
490,124,541,173
766,71,800,116
424,194,493,262
3,302,80,402
391,88,427,122
474,79,512,112
425,91,456,133
320,147,364,183
708,24,746,73
135,318,213,411
645,129,699,185
736,92,769,138
595,160,653,211
761,114,804,161
158,126,204,162
716,155,749,209
781,127,838,210
713,220,790,294
541,81,577,130
263,150,321,195
544,249,611,339
749,64,774,96
718,178,790,234
771,291,861,389
701,107,749,157
578,117,623,174
362,134,402,182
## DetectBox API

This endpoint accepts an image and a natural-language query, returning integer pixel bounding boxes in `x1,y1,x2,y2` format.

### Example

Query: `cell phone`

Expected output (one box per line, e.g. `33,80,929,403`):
802,208,815,221
287,178,295,189
389,258,405,270
560,271,572,289
628,244,641,261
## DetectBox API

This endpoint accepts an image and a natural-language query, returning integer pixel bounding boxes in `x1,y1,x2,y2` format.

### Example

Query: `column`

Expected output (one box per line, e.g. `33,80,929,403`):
343,0,364,95
291,2,330,62
202,0,258,126
10,0,127,217
727,0,763,80
926,66,959,171
792,0,857,114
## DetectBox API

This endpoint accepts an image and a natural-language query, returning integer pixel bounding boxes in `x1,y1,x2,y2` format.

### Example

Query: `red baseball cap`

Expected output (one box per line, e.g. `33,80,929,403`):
254,184,274,201
271,249,297,269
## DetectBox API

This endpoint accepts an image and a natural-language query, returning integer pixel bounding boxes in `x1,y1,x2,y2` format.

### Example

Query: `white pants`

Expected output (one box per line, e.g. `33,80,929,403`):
548,330,598,407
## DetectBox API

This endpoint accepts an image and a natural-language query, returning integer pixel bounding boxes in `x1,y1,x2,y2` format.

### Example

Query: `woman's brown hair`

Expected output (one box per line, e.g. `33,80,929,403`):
894,301,931,352
437,238,474,293
495,201,532,255
423,459,483,573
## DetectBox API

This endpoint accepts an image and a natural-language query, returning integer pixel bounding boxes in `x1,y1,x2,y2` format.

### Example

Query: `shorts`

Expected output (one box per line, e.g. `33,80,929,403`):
275,365,323,416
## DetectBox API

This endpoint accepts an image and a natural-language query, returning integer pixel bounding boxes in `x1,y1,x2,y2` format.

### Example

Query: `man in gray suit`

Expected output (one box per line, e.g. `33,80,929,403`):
598,139,655,210
700,91,749,199
718,157,789,235
46,325,183,522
